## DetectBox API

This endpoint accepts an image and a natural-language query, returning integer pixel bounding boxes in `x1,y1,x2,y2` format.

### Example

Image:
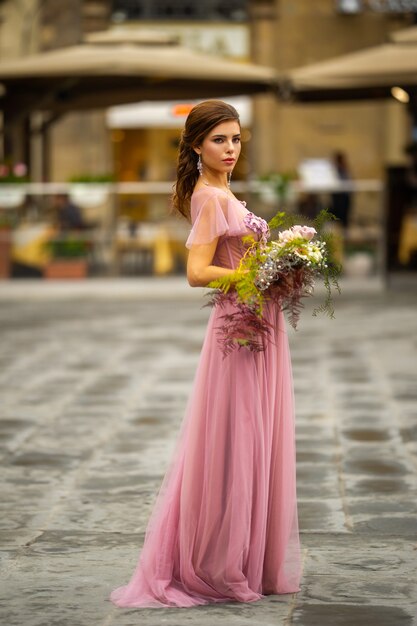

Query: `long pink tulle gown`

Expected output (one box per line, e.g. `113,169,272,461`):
109,186,301,608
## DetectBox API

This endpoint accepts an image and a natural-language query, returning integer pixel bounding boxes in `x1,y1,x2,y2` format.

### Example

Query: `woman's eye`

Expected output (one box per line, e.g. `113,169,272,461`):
212,137,240,144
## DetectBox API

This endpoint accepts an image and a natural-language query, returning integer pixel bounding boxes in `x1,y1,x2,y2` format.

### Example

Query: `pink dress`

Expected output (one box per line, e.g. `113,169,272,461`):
109,186,301,608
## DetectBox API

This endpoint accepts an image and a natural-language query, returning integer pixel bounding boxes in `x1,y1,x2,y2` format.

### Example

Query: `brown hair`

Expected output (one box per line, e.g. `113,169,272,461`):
172,100,240,221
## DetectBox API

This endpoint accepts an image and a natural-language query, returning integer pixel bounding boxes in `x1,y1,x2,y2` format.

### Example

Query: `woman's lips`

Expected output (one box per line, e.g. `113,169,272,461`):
223,159,235,164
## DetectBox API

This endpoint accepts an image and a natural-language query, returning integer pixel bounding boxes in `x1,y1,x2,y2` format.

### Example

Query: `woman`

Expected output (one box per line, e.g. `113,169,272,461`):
109,100,301,608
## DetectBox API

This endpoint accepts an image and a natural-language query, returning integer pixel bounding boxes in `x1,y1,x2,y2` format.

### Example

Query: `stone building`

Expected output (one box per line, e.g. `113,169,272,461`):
252,0,411,178
1,0,413,181
1,0,416,274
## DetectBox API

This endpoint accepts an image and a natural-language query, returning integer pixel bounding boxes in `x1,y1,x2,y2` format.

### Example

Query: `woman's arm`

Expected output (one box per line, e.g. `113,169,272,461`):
187,239,235,287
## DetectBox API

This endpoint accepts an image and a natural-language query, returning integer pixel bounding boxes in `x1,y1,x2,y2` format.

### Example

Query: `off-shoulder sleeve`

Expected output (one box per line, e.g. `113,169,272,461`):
185,189,241,249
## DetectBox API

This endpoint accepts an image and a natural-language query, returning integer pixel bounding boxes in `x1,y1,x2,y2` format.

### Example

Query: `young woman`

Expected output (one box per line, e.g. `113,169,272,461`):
109,100,301,608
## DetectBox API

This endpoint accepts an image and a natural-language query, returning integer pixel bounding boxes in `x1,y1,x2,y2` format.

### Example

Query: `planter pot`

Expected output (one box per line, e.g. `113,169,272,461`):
344,252,374,277
0,187,25,208
0,226,12,278
258,183,278,205
69,184,109,208
44,258,88,279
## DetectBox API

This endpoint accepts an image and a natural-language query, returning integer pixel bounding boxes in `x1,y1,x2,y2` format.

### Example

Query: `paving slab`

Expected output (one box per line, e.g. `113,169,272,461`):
0,277,416,626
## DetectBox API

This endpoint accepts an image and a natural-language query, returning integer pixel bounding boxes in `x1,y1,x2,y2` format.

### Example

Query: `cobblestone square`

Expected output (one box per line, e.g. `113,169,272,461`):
1,278,416,626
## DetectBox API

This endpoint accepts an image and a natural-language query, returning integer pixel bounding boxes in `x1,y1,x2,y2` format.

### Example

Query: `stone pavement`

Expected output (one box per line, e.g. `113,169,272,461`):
0,277,416,626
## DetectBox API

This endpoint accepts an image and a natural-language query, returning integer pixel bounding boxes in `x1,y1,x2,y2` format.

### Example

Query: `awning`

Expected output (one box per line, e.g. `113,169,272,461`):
0,31,278,119
280,26,417,102
391,25,417,43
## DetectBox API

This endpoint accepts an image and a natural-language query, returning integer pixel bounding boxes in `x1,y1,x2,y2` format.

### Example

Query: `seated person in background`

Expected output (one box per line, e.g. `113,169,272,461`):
53,194,86,232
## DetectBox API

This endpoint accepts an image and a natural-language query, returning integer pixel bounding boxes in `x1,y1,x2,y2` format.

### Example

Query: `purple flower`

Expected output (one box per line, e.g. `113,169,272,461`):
243,211,270,244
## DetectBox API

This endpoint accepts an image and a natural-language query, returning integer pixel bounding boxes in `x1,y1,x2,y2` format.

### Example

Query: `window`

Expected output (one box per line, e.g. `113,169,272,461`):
112,0,248,21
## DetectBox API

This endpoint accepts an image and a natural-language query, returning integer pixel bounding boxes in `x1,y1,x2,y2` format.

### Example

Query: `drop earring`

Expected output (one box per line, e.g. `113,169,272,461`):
197,154,203,176
227,170,232,188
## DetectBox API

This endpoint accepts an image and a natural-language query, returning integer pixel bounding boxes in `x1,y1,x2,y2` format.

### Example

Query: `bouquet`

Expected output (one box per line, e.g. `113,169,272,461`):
206,209,341,356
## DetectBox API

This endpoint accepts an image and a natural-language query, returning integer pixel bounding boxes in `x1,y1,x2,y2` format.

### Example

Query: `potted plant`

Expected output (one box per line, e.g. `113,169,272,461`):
43,235,91,279
69,173,114,208
256,171,297,207
0,161,28,209
344,242,375,277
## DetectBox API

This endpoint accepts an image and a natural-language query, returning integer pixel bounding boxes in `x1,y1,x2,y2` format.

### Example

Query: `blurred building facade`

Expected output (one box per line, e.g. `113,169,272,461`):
252,0,411,174
1,0,417,276
1,0,413,182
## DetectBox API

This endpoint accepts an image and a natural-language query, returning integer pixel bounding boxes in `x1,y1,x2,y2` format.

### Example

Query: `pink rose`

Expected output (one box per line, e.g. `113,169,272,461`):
291,225,316,241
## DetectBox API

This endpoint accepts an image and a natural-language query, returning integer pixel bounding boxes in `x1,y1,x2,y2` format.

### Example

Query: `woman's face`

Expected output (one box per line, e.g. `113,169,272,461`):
195,120,241,177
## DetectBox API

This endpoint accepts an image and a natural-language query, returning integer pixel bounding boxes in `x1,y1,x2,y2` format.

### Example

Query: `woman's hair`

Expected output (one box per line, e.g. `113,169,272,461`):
172,100,240,221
